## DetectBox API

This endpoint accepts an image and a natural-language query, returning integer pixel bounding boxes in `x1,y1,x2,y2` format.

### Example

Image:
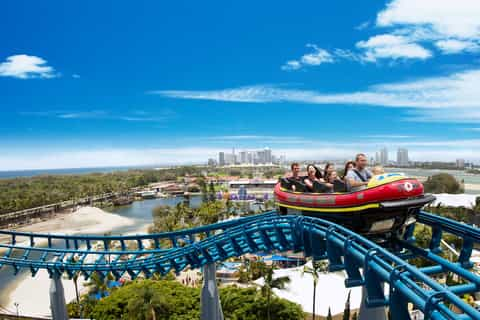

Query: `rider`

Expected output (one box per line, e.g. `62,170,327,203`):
304,164,333,192
283,162,304,191
290,162,302,181
345,153,372,192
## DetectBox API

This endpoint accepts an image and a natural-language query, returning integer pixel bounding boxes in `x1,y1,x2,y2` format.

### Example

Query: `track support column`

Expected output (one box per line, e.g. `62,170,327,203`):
358,286,387,320
50,271,69,320
201,263,224,320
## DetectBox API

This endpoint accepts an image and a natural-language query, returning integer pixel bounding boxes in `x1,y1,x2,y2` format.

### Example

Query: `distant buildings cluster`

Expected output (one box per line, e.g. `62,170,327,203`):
373,147,470,169
374,147,409,166
206,146,473,169
208,148,286,166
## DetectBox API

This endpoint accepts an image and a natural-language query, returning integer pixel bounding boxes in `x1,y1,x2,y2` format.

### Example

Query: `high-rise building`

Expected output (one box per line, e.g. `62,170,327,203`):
456,158,465,169
256,150,266,164
379,147,388,165
240,151,247,164
247,152,254,164
207,158,217,166
218,152,225,166
397,148,409,167
375,152,380,164
216,147,277,165
225,153,235,165
264,148,272,164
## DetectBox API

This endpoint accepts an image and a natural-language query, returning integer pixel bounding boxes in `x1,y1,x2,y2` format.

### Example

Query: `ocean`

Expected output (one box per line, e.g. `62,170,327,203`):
0,166,158,179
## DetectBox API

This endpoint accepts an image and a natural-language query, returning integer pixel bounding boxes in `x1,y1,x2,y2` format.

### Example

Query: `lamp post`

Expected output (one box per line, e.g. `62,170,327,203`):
14,302,19,317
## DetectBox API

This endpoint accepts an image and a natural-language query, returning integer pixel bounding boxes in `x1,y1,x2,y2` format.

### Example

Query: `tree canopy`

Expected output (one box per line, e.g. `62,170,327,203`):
423,173,464,194
73,279,304,320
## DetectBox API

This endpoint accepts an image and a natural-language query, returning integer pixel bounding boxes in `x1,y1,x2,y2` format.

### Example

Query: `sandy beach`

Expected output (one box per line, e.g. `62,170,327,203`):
432,193,480,208
0,206,148,317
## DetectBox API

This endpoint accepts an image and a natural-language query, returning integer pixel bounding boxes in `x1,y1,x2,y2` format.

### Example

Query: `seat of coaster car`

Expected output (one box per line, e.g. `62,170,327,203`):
280,177,308,192
312,180,332,193
333,179,348,193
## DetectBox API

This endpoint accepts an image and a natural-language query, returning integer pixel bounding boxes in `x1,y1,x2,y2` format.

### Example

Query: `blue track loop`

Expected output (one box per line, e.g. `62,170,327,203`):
0,210,479,319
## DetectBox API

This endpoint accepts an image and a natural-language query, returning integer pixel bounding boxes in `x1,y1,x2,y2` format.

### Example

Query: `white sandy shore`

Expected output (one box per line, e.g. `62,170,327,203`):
1,206,148,317
432,193,480,208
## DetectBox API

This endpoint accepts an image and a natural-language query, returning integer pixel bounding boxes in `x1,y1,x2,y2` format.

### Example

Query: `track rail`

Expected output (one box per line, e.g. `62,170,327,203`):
0,210,479,319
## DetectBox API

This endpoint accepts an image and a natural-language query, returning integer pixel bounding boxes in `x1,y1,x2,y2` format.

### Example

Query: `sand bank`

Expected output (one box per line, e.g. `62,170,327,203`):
432,193,480,208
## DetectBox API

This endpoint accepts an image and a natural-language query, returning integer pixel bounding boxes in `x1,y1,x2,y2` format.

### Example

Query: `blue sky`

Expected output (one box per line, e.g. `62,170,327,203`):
1,0,480,170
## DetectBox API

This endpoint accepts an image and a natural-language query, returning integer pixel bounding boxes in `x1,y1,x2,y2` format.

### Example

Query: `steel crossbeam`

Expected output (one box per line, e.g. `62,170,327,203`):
0,210,479,319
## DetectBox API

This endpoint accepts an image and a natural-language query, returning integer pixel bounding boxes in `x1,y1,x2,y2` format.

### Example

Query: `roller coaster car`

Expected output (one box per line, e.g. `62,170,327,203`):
275,173,435,236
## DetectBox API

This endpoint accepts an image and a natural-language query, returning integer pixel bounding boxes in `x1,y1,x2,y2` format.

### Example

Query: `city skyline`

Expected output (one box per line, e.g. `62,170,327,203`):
2,1,480,170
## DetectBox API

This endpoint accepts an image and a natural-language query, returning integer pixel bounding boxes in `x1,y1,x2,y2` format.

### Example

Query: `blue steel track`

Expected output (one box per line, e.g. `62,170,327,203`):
1,210,480,320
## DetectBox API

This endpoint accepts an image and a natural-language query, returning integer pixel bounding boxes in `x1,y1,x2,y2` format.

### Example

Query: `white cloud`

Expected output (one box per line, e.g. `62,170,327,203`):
0,54,58,79
435,39,480,54
361,135,414,139
281,45,334,71
283,0,480,68
377,0,480,40
356,34,432,61
355,21,370,31
0,148,219,171
154,68,480,123
373,0,480,58
203,135,314,144
57,111,106,119
20,110,166,122
281,60,302,71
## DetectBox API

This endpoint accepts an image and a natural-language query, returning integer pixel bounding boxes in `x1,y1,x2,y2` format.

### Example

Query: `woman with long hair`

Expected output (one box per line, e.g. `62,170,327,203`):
304,164,332,192
342,161,355,180
324,163,335,179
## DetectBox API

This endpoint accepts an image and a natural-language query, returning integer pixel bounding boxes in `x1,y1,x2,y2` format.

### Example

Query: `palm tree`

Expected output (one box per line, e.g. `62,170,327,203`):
68,256,81,307
302,260,329,320
126,286,170,320
343,290,351,320
260,265,290,320
326,307,333,320
85,272,113,298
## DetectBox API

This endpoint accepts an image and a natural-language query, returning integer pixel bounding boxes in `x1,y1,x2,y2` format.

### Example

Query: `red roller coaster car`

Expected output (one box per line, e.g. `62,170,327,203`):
275,173,435,236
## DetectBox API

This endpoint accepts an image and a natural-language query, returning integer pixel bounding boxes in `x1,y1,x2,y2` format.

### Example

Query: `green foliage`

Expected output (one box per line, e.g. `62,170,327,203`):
89,280,200,320
466,169,480,174
326,307,332,320
0,167,203,214
68,295,97,318
238,260,268,283
220,286,304,320
410,223,464,268
261,265,291,320
424,203,475,223
150,201,229,237
423,173,464,194
76,279,303,320
187,185,200,192
302,260,329,320
0,164,285,214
